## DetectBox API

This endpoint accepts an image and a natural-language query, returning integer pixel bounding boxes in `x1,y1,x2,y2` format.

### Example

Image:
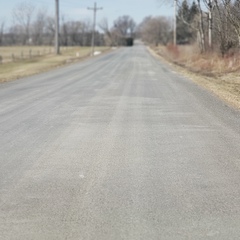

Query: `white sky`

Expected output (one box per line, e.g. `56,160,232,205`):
0,0,174,28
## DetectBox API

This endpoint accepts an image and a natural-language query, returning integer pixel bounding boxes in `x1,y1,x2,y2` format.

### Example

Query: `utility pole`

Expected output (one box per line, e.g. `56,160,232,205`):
55,0,60,55
173,0,177,46
88,2,103,56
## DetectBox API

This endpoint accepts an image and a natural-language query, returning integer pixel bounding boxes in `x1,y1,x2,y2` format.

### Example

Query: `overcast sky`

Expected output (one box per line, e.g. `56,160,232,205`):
0,0,174,27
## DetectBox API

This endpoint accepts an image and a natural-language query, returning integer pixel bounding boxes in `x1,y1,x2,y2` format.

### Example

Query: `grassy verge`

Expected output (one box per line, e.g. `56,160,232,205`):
149,45,240,109
0,46,110,83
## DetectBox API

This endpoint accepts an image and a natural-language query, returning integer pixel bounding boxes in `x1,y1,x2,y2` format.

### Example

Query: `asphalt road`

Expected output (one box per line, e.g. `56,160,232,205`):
1,44,240,240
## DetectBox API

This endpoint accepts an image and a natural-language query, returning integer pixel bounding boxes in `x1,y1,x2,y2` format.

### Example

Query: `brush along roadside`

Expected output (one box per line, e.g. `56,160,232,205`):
149,45,240,109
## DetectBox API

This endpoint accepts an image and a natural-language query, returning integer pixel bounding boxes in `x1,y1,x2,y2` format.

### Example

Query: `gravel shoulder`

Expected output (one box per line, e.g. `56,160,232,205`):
148,46,240,109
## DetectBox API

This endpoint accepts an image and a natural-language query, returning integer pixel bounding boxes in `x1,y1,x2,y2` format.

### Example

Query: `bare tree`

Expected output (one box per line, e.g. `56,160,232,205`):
177,1,197,42
158,0,178,45
139,16,171,46
213,0,240,47
45,16,55,45
212,3,235,56
113,15,136,38
80,19,92,46
194,0,206,52
99,16,136,46
32,8,47,45
67,21,82,45
99,18,114,46
12,1,35,45
99,18,109,33
60,15,68,46
203,0,213,48
0,20,4,45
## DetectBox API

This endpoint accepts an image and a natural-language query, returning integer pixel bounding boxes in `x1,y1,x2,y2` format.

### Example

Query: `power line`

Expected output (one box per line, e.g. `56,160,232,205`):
88,2,103,56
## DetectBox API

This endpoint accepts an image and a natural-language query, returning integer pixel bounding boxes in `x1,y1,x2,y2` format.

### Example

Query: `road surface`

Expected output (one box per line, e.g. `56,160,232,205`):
0,44,240,240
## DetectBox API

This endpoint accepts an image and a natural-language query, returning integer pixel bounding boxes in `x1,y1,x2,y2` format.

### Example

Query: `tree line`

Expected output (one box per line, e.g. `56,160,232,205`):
176,0,240,55
139,0,240,56
3,0,240,56
0,2,136,47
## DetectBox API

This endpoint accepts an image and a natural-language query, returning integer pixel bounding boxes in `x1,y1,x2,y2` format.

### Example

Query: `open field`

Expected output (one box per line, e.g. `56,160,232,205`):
0,46,110,82
0,46,57,63
150,45,240,109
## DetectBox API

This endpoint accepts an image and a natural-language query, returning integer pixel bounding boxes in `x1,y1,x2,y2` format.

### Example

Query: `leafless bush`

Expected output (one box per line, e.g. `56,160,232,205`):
12,1,35,45
139,16,171,46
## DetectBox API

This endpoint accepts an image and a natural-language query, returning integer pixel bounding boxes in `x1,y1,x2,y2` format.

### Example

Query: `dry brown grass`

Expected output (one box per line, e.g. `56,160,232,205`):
0,46,110,82
150,45,240,109
0,46,55,63
156,44,240,75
